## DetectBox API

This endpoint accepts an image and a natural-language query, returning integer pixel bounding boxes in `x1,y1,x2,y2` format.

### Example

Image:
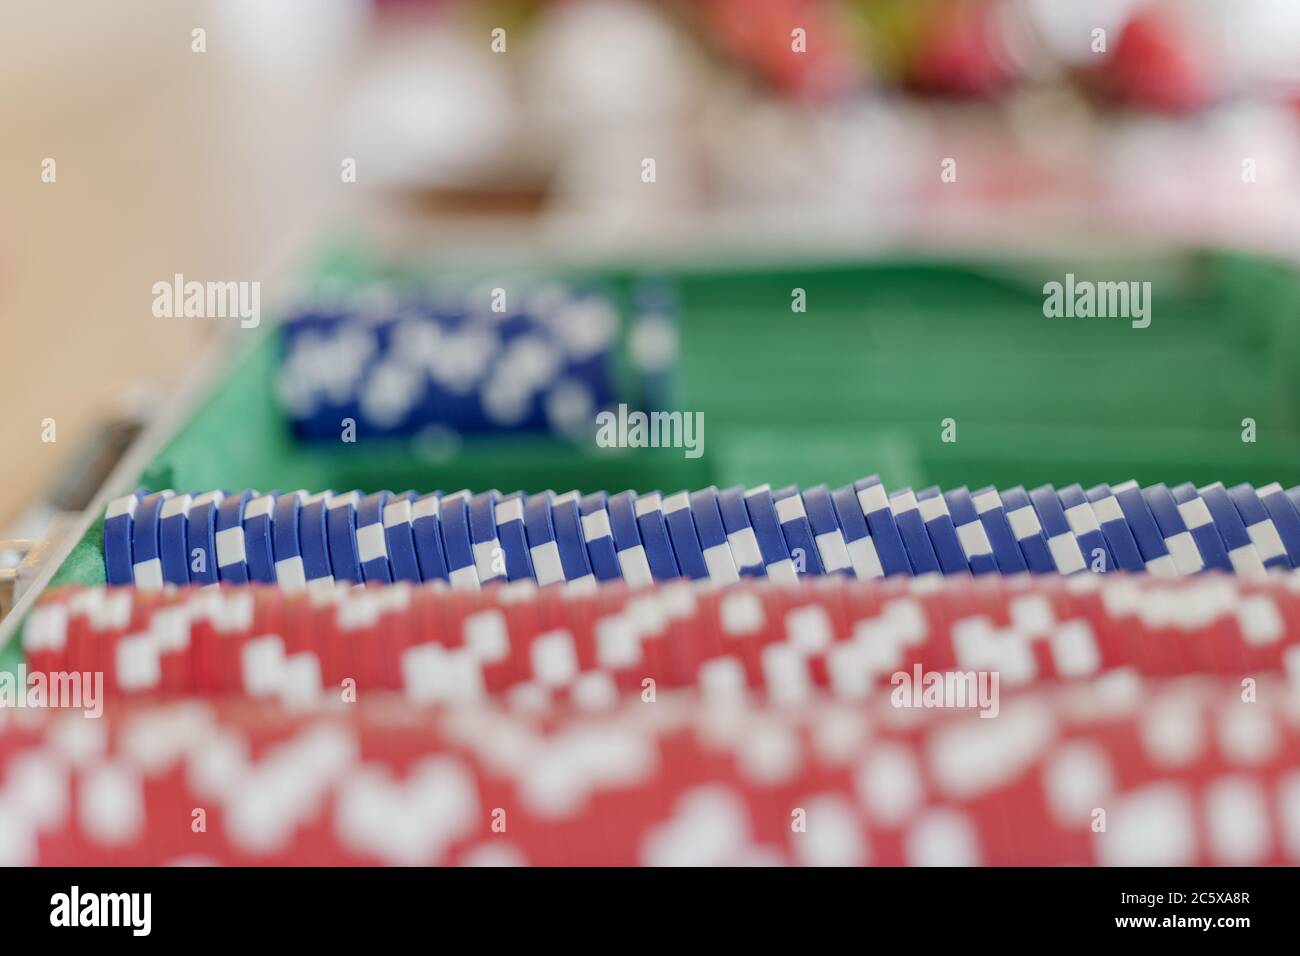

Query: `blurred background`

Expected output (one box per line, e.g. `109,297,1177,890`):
4,0,1300,552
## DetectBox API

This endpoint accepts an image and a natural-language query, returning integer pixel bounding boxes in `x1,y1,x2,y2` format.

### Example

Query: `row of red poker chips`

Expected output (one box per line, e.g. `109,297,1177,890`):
2,677,1299,866
24,573,1300,707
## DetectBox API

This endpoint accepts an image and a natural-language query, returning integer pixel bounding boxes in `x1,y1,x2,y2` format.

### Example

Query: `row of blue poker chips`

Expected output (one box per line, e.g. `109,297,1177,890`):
102,478,1300,591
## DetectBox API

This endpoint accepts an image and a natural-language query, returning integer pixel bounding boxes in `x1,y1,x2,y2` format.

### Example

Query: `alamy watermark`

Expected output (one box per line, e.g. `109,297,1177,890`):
0,666,103,718
152,273,261,328
595,404,704,459
1043,274,1151,329
891,665,999,718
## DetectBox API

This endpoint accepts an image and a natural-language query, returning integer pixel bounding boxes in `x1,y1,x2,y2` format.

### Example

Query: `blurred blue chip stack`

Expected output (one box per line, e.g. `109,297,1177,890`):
277,282,635,441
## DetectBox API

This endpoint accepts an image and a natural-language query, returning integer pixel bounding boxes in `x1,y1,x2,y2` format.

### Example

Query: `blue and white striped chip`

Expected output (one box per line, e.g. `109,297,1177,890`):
831,484,883,579
717,485,764,577
969,486,1027,575
272,490,308,590
440,490,481,590
243,492,278,584
853,477,911,576
523,491,565,587
186,490,225,585
998,486,1055,574
469,490,506,584
943,487,998,575
1141,483,1204,575
326,491,363,584
104,490,142,585
356,491,394,584
1057,484,1114,573
579,492,624,582
1028,485,1086,575
1084,484,1146,572
412,492,450,583
1226,484,1288,571
300,491,336,592
1198,482,1269,577
552,490,598,590
216,491,255,583
802,484,852,575
608,490,653,588
916,486,969,576
1169,483,1233,572
689,487,741,584
1256,482,1300,568
131,490,173,590
773,485,825,577
385,491,424,583
744,485,797,583
159,492,194,587
662,490,711,580
888,487,940,576
636,492,683,581
493,492,534,582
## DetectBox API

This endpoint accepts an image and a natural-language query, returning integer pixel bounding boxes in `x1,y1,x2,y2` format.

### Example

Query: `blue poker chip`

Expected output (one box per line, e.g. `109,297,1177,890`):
942,487,999,575
271,491,307,590
801,484,852,576
103,490,142,586
468,490,506,584
998,486,1055,574
830,484,883,579
326,491,364,584
1028,485,1086,575
1199,482,1269,576
493,491,534,583
607,490,653,588
887,487,940,576
915,486,969,576
216,490,256,583
579,492,624,582
411,492,450,582
688,487,740,584
1056,484,1114,574
1256,483,1300,568
185,490,225,585
355,491,394,584
853,477,911,576
158,492,194,586
299,491,335,589
522,492,564,587
743,485,797,582
1168,482,1233,572
552,491,598,588
243,492,279,584
969,486,1027,575
1083,484,1146,573
1141,483,1205,575
384,491,423,583
772,485,825,577
130,490,172,590
440,490,480,589
716,486,764,578
662,490,710,581
1227,483,1290,571
635,492,683,582
1112,480,1179,575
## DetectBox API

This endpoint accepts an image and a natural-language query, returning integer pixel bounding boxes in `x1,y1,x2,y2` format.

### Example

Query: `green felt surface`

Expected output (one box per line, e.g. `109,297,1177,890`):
6,247,1300,666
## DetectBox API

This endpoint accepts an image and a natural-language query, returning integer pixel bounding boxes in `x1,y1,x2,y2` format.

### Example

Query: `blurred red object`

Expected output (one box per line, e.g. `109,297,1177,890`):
1097,6,1221,113
904,0,1019,98
700,0,866,99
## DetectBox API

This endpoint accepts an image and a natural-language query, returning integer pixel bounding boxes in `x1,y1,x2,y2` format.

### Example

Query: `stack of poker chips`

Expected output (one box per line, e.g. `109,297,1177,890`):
103,478,1300,590
25,575,1299,704
3,676,1298,866
277,282,677,441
